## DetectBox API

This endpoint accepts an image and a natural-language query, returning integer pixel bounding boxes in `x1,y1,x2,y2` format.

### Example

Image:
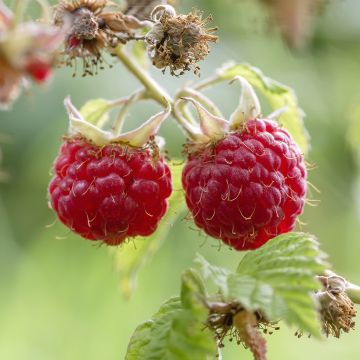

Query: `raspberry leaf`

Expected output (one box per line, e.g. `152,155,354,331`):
196,232,328,337
125,297,183,360
181,268,208,313
125,272,217,360
215,63,310,154
112,162,186,298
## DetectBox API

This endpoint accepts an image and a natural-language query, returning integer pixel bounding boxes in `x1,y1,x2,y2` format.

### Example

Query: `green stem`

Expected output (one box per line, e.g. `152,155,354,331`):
114,46,172,107
112,89,148,135
194,74,222,91
346,283,360,304
321,271,360,305
114,46,200,139
114,46,226,142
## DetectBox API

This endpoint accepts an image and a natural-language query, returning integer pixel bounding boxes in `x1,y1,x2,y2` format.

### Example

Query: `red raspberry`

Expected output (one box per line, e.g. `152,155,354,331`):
182,118,307,251
48,138,172,245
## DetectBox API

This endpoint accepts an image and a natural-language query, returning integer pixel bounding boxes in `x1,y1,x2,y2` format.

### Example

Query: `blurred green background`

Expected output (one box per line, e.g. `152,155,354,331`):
1,0,360,359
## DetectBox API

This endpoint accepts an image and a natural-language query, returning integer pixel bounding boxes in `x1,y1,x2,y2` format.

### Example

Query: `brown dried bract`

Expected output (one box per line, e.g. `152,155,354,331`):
54,0,147,75
146,7,218,76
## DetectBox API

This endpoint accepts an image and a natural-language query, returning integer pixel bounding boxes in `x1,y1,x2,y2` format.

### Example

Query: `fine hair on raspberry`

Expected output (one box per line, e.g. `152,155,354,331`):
182,118,307,250
49,137,172,245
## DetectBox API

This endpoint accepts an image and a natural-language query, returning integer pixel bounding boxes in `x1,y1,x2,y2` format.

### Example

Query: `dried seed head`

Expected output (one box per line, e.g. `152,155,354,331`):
54,0,147,76
146,6,218,76
70,7,99,40
316,275,357,338
318,291,356,338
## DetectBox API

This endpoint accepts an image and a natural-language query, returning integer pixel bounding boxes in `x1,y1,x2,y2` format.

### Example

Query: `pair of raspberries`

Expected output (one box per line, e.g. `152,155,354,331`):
48,118,306,251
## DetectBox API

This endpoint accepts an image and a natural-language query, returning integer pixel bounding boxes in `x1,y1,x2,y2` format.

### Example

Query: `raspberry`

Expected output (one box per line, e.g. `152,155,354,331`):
49,137,172,246
182,118,307,251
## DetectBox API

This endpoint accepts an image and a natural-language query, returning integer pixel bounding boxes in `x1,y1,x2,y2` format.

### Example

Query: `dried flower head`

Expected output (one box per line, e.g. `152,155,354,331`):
145,5,218,76
316,275,357,338
0,2,65,109
55,0,148,75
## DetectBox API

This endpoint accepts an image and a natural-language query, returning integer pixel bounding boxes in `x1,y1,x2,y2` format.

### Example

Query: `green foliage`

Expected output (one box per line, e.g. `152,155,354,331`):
125,271,217,360
126,232,329,359
112,162,186,298
216,63,310,154
196,232,327,337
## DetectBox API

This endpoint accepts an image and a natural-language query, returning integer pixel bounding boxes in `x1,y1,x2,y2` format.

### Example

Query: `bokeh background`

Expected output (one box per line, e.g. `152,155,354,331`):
1,0,360,359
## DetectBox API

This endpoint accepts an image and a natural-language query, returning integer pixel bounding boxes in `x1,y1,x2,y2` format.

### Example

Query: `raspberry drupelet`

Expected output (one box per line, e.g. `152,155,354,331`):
178,76,307,250
48,97,172,245
182,118,306,250
49,138,172,245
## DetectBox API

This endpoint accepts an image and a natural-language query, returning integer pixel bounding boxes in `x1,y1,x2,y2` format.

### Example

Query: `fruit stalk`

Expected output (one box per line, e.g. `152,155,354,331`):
114,45,202,135
114,46,172,107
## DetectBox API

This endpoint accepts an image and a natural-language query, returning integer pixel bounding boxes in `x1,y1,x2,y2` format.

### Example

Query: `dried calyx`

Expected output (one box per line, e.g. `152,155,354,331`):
206,301,278,360
316,274,357,338
63,97,170,149
54,0,148,75
146,5,218,76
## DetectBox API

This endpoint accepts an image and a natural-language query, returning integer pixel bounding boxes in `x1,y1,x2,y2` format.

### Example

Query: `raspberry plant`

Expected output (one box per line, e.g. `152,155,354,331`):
1,1,360,359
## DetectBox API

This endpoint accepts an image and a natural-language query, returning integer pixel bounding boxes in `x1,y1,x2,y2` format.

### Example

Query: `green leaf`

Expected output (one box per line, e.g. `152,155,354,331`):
194,253,231,297
79,98,110,126
180,268,207,314
197,232,327,337
125,297,183,360
126,279,217,360
112,161,186,298
216,63,310,154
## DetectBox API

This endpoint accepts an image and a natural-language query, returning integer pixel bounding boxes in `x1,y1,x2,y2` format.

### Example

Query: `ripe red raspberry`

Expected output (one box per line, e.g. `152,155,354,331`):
182,118,307,251
49,137,172,245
